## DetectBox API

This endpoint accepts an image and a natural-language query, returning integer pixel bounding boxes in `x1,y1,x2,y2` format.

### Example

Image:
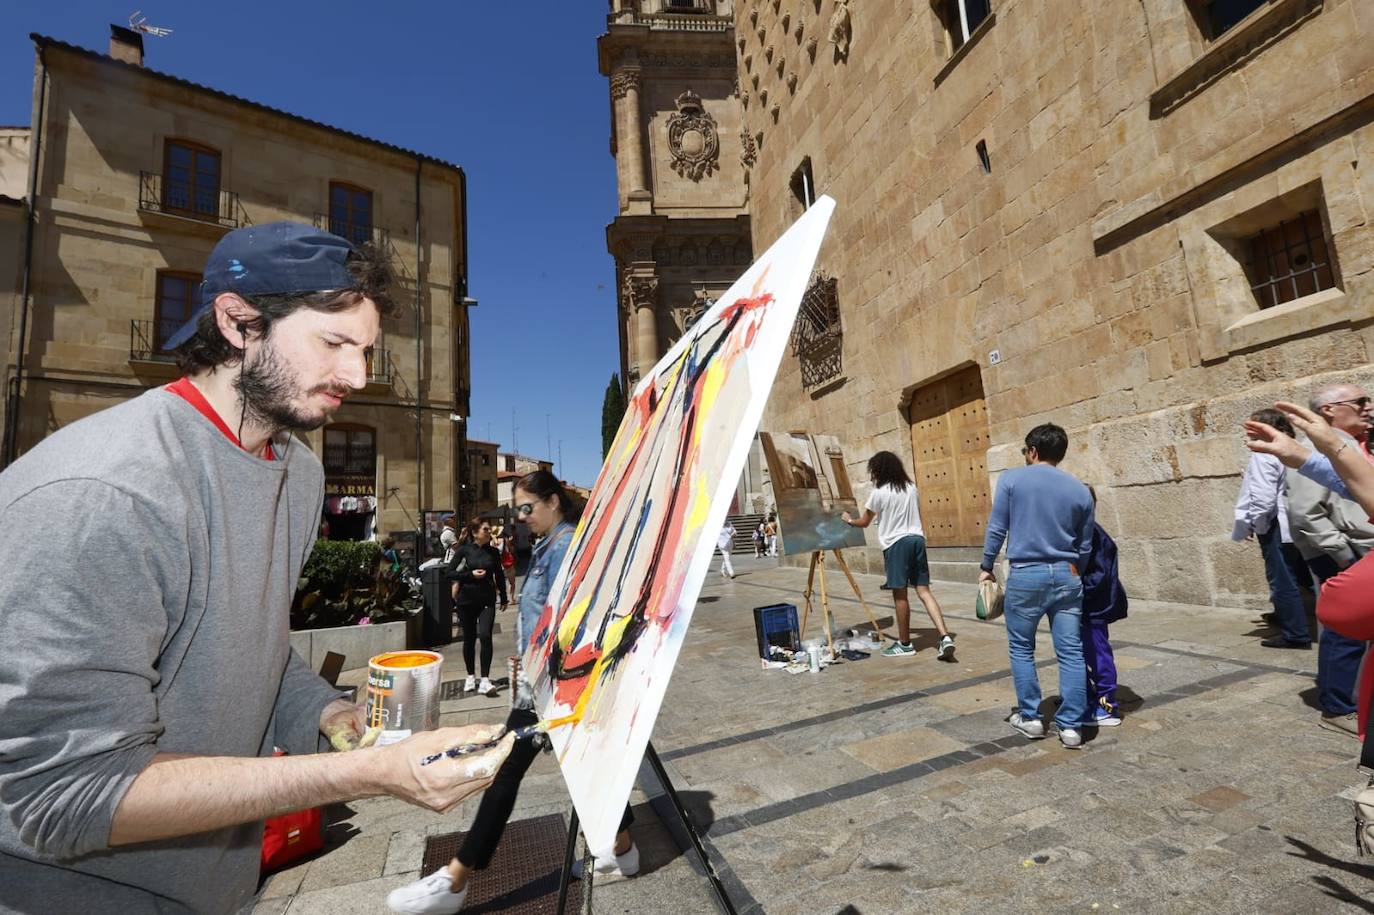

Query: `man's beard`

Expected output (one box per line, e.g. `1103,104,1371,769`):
234,339,346,434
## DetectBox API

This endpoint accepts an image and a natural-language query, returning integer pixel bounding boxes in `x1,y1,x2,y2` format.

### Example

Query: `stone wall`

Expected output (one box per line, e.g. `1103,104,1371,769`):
741,0,1374,606
0,128,29,200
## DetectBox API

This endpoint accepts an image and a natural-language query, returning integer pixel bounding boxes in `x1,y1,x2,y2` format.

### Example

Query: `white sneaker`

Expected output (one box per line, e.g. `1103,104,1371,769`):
1006,711,1045,740
478,677,496,696
571,842,641,880
386,869,466,914
462,675,476,693
936,634,955,660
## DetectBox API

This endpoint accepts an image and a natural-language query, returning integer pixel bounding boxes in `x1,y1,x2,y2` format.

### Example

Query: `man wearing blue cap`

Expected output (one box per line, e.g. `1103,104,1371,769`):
0,223,512,913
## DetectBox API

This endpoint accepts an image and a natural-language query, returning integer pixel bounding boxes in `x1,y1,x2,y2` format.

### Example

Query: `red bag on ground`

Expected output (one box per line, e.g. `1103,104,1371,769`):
261,750,323,873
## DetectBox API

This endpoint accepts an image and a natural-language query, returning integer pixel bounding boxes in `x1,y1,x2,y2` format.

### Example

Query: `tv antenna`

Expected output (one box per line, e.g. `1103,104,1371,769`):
129,11,173,38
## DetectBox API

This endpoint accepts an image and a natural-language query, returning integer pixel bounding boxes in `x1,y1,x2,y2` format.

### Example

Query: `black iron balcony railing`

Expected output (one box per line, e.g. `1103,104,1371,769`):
139,172,246,229
313,214,392,250
130,318,180,362
365,347,393,387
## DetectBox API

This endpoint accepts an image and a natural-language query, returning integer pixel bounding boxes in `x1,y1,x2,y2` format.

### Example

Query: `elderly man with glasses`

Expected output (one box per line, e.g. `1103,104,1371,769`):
1286,383,1374,737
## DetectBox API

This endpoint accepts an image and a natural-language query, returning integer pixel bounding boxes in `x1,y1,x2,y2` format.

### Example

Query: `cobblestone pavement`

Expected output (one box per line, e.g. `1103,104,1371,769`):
254,556,1374,914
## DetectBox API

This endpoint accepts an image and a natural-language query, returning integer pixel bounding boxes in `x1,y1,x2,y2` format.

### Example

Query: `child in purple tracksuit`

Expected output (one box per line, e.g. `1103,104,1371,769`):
1082,510,1128,726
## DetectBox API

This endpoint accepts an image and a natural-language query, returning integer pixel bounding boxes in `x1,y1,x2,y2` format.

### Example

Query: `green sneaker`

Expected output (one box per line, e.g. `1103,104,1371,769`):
881,640,916,658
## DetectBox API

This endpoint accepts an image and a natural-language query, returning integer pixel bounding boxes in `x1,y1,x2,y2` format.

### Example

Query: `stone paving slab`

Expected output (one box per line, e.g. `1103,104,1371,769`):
253,556,1374,913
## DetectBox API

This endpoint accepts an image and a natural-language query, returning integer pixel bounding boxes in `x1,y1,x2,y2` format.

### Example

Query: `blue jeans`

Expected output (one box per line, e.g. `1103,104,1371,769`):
1308,553,1367,715
1257,527,1310,643
1004,561,1089,730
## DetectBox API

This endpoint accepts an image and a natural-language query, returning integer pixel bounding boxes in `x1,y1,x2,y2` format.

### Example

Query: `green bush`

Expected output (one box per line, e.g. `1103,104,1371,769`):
291,539,420,630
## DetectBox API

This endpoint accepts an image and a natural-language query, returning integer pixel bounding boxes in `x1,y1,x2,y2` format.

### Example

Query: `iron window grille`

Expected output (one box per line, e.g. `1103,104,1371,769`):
790,272,844,388
1245,209,1337,310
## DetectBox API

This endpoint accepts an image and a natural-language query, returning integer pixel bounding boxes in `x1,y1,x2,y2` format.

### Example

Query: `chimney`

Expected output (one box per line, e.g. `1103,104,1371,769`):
109,24,144,66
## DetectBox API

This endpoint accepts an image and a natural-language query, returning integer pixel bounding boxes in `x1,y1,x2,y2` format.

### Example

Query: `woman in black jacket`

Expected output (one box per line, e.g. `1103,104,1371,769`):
446,517,507,696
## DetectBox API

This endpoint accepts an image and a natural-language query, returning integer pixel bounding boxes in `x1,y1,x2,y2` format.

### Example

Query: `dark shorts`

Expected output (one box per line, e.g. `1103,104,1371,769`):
882,534,930,589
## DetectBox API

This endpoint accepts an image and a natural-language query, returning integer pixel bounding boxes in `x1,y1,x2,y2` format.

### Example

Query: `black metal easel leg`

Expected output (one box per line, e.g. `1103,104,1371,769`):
645,741,739,915
555,808,579,915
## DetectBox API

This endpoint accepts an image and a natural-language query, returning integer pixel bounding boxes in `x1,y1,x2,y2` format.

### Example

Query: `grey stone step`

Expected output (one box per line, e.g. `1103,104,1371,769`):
926,546,984,562
928,560,984,584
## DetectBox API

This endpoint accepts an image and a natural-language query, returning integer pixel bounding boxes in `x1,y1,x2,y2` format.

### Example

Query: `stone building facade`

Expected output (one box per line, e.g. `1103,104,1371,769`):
2,29,474,544
600,0,754,385
740,0,1374,606
465,439,500,516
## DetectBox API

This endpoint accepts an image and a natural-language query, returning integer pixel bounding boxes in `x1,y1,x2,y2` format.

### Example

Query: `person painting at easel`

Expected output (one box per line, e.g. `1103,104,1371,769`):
387,470,639,914
843,451,956,660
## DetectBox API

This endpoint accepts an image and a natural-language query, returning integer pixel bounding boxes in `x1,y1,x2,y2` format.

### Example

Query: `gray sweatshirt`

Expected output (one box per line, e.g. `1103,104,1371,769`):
0,388,342,913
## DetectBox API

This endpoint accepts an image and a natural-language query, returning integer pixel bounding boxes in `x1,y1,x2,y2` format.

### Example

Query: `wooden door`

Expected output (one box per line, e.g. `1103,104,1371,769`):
906,365,991,546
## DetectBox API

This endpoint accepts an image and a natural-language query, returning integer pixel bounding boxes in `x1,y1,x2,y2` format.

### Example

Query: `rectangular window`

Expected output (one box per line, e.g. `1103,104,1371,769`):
481,480,492,500
1245,209,1336,310
1192,0,1267,39
324,426,377,477
329,183,373,247
162,140,221,220
791,158,815,211
155,271,202,352
943,0,991,52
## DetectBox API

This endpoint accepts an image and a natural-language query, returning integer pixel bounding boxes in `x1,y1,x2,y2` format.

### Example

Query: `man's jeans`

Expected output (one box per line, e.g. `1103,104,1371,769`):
1308,553,1367,715
1257,527,1311,643
1004,561,1089,730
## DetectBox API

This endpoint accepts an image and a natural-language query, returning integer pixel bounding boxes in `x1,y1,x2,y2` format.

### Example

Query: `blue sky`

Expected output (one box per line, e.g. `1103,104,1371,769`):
1,2,621,487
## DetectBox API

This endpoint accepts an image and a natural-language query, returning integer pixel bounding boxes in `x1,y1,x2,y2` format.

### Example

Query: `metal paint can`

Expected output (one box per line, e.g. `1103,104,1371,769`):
364,650,443,746
807,645,822,673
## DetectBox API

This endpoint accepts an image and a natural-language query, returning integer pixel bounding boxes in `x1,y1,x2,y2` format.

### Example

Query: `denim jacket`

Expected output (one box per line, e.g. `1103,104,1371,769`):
518,521,575,655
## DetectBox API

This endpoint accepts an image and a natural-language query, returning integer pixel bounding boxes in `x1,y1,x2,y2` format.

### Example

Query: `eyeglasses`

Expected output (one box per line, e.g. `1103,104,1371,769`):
1325,397,1372,411
516,502,535,516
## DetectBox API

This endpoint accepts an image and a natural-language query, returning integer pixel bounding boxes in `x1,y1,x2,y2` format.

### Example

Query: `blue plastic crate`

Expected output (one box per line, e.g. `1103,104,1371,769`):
753,602,800,659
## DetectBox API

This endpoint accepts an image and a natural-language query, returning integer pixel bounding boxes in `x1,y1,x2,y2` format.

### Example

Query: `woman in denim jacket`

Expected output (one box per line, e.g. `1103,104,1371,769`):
388,471,638,914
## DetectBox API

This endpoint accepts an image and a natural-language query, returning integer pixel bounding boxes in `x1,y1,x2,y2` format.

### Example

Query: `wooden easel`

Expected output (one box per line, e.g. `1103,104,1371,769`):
799,549,889,654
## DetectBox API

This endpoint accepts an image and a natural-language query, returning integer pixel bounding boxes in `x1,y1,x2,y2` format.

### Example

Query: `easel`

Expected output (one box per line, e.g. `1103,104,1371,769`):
555,741,739,915
799,549,889,653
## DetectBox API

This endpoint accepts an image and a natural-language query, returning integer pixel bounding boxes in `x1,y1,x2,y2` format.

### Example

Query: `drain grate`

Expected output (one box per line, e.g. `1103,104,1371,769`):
421,813,584,914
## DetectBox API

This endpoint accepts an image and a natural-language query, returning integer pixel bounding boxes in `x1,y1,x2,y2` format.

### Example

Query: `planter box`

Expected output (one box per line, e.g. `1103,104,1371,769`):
289,619,411,672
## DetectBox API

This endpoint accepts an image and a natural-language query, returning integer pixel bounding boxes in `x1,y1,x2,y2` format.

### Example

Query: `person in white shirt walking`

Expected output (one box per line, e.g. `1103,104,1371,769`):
717,522,737,578
843,451,954,660
1233,408,1312,649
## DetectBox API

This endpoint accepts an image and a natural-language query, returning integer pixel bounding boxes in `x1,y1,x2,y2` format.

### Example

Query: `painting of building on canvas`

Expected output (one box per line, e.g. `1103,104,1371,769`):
759,431,866,556
519,198,836,852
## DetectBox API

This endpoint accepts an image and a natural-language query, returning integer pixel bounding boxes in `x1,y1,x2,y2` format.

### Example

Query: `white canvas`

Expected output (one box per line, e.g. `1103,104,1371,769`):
519,197,836,851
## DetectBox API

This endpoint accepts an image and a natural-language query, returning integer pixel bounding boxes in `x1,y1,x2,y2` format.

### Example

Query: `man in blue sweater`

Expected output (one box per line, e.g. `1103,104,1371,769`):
979,423,1095,749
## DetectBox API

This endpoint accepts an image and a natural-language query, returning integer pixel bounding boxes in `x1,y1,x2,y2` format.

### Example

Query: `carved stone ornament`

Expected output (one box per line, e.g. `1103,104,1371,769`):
666,90,720,182
624,273,660,310
829,0,852,60
787,71,798,92
740,125,758,168
794,14,805,41
610,69,640,100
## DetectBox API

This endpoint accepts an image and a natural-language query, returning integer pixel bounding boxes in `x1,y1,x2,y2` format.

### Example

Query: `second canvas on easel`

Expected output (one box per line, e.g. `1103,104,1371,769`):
759,432,866,555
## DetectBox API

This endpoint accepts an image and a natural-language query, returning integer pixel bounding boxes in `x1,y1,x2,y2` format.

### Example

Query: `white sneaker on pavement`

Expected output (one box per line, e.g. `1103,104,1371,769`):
462,675,476,693
478,677,496,696
571,842,641,880
386,869,466,914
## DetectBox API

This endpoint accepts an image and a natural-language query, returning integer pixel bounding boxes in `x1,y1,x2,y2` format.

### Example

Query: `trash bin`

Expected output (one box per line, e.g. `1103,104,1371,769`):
421,566,452,647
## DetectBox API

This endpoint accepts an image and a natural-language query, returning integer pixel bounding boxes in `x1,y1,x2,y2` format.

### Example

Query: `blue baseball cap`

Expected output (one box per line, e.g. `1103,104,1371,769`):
164,221,355,350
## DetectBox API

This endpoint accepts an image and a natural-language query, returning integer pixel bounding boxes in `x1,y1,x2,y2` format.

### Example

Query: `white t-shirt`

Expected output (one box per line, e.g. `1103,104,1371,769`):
864,483,924,550
717,524,735,550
